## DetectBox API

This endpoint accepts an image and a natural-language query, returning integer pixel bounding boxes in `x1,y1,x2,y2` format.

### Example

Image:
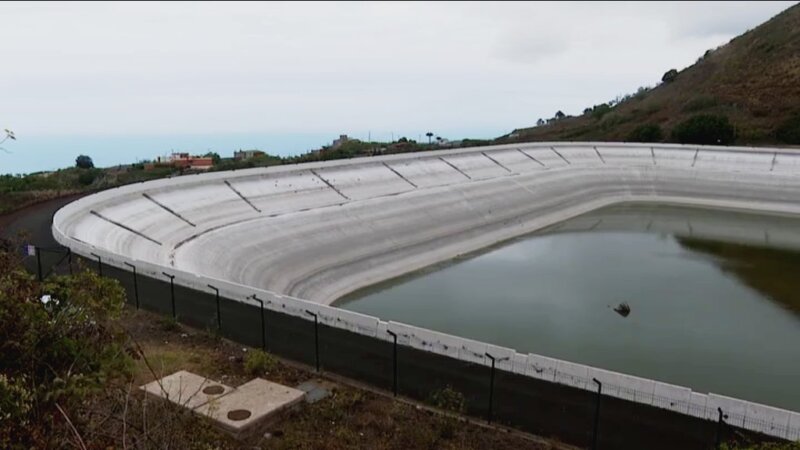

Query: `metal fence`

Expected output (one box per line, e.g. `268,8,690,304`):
20,243,799,450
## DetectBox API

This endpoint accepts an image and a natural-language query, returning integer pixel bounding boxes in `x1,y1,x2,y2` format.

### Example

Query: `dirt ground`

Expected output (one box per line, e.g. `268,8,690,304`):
110,306,571,450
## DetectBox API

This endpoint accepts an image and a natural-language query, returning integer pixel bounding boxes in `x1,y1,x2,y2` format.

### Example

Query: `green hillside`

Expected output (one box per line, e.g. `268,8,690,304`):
500,3,800,146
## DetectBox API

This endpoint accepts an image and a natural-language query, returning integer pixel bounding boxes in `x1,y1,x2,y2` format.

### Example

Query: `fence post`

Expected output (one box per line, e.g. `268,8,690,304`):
250,295,266,351
208,284,221,332
305,310,320,372
485,353,497,424
592,378,602,450
36,246,43,281
90,252,103,276
161,272,175,319
123,262,139,309
387,330,398,397
715,407,728,448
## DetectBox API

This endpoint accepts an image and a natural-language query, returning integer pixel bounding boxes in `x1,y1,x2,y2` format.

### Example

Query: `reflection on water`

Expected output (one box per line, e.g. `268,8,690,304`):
338,203,800,411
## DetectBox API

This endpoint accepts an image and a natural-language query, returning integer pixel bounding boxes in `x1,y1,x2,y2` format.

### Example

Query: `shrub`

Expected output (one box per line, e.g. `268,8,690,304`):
429,385,466,414
775,114,800,145
591,103,612,120
662,68,678,83
626,124,664,143
0,252,132,447
78,168,100,186
244,349,278,376
428,386,466,439
671,114,735,145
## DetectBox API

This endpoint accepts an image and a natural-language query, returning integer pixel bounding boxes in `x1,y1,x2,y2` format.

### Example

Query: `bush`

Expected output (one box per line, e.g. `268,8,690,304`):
0,251,132,447
244,349,278,376
591,103,612,120
428,386,466,439
78,168,100,186
626,124,664,143
776,114,800,145
662,68,678,83
429,385,466,414
671,114,735,145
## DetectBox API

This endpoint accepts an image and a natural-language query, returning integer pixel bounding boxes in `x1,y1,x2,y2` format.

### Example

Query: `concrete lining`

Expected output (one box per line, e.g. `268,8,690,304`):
52,142,800,439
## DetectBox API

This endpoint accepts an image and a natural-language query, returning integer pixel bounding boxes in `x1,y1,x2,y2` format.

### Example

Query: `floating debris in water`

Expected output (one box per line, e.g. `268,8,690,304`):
613,302,631,317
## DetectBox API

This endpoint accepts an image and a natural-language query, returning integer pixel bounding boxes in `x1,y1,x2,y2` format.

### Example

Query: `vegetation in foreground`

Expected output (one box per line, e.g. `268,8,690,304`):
0,240,563,449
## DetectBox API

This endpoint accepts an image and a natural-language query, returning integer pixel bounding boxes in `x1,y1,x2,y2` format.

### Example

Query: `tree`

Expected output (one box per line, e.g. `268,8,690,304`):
536,118,545,126
583,108,592,115
671,114,735,145
626,124,664,143
662,68,678,83
426,132,434,145
554,111,565,120
203,151,221,165
75,155,94,169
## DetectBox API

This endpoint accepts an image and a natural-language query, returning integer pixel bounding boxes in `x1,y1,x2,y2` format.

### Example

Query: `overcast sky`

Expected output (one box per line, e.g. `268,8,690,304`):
0,1,796,172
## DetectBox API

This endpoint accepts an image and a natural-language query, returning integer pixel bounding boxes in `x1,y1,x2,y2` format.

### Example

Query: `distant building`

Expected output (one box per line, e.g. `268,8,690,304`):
150,152,213,171
234,150,266,161
331,134,349,149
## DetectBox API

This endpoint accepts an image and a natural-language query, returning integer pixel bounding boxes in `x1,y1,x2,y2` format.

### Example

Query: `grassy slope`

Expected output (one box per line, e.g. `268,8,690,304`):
503,4,800,145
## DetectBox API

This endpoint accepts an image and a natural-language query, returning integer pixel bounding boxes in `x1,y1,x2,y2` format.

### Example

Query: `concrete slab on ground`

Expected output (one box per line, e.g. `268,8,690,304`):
195,378,305,438
139,370,234,410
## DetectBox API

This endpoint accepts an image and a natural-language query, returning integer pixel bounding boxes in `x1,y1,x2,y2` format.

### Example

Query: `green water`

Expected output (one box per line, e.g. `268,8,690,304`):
338,204,800,411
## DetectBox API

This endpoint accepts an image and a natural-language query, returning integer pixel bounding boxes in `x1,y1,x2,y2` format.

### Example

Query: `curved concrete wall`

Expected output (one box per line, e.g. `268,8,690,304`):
52,142,800,439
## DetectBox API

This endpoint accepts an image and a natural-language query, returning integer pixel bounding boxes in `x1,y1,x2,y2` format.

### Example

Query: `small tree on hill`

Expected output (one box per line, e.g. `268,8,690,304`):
554,111,565,120
203,151,221,165
671,114,735,145
662,69,678,83
536,118,545,126
75,154,94,169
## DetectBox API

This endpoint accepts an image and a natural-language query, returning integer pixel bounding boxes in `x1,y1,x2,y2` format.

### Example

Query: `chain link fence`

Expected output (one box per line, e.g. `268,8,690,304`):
18,242,798,450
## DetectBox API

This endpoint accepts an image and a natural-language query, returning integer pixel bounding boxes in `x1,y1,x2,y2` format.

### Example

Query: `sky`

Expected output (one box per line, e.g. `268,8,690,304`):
1,1,796,174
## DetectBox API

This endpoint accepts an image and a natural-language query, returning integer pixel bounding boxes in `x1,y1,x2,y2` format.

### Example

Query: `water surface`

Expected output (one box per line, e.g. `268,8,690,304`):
339,204,800,410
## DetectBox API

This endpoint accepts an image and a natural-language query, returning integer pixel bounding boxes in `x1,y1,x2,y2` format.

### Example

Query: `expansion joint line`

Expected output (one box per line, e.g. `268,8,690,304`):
310,169,350,200
516,148,545,167
438,157,472,179
142,193,196,227
382,162,417,188
90,210,162,246
691,148,700,167
481,152,513,173
593,146,606,164
650,147,657,165
770,152,777,172
550,147,571,165
224,180,261,212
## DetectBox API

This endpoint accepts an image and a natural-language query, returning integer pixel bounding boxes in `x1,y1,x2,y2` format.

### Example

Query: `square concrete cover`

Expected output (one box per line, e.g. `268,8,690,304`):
140,370,234,410
195,378,305,436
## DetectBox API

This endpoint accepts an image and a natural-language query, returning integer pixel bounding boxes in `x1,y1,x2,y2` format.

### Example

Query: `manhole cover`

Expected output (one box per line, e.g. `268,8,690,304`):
227,409,252,421
203,385,225,395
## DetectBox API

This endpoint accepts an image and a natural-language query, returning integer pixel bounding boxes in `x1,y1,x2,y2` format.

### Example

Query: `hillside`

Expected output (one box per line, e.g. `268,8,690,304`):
501,3,800,146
